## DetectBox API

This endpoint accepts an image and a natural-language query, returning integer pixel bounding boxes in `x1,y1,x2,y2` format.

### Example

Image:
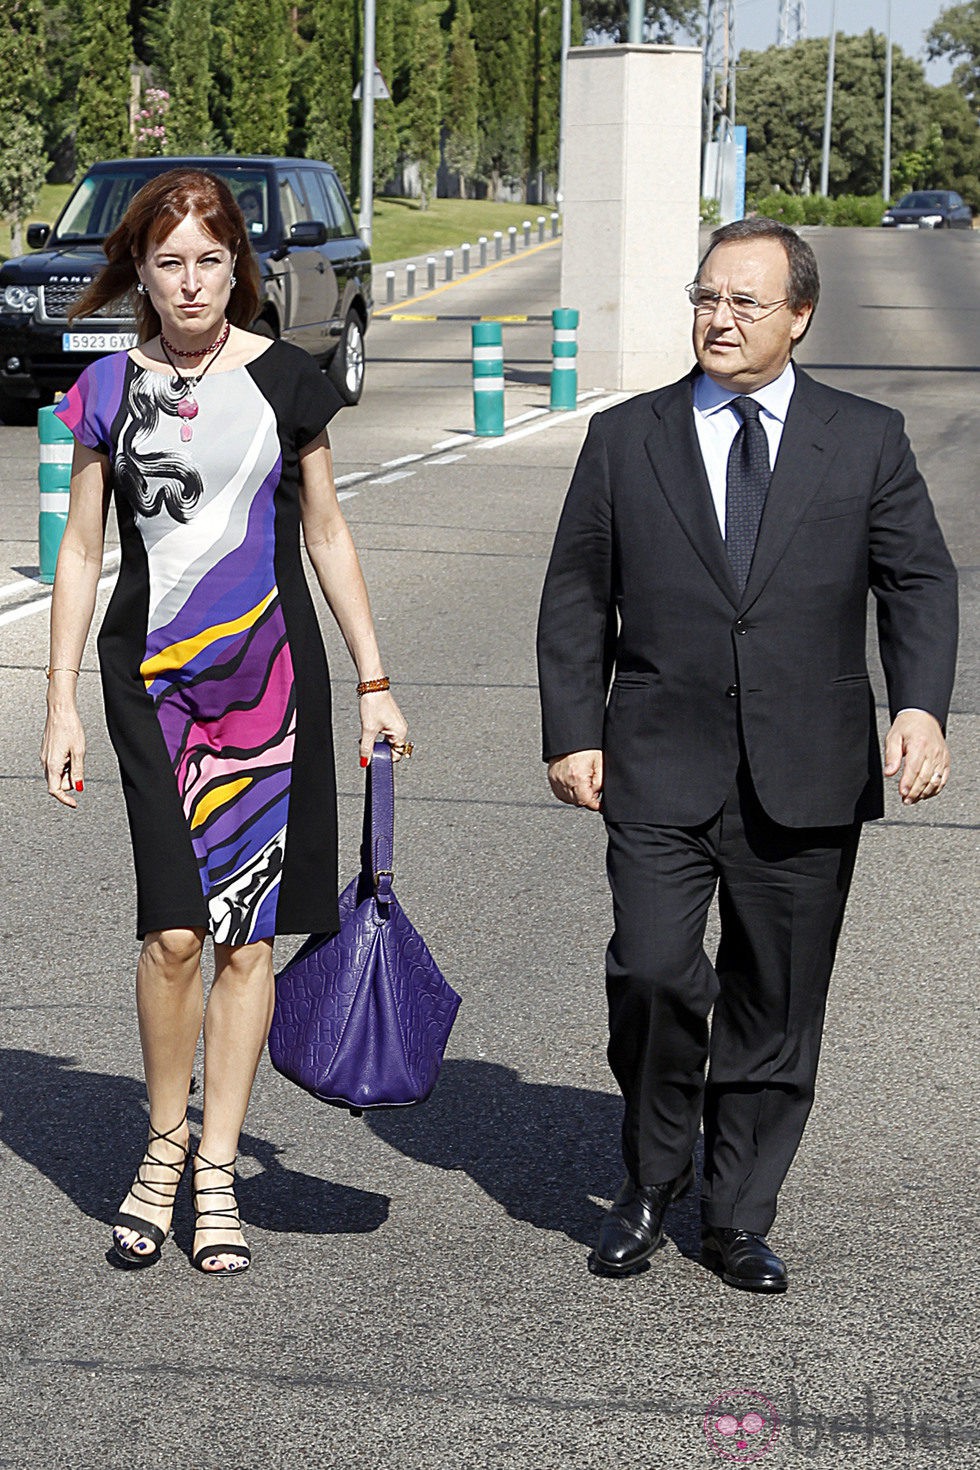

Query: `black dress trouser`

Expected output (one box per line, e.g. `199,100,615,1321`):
604,762,861,1235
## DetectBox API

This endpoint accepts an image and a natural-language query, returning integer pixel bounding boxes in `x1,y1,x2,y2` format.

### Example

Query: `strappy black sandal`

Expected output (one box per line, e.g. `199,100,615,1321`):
111,1115,189,1267
192,1153,251,1275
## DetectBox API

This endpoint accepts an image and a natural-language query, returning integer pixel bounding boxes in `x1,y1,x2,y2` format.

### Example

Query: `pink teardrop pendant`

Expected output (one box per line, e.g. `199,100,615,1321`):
177,394,198,443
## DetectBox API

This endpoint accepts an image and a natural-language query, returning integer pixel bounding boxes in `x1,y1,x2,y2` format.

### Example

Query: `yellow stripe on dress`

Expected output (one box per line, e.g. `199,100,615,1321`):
140,588,277,685
190,776,253,831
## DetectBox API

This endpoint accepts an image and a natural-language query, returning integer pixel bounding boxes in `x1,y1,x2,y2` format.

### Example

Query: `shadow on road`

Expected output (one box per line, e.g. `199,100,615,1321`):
365,1057,702,1253
0,1047,390,1241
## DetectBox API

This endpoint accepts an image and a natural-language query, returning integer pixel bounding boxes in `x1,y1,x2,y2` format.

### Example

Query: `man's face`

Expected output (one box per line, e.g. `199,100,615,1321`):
692,237,813,391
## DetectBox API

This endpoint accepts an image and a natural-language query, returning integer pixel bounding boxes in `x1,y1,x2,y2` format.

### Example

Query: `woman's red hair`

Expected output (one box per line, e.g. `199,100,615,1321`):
69,168,261,339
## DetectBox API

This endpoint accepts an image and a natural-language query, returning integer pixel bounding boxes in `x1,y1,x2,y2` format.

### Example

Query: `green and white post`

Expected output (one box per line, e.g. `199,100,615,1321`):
38,403,73,584
471,322,505,437
549,307,579,411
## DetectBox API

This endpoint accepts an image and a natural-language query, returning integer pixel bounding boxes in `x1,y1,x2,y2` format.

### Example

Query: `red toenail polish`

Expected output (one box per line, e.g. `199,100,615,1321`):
75,781,84,792
360,756,368,768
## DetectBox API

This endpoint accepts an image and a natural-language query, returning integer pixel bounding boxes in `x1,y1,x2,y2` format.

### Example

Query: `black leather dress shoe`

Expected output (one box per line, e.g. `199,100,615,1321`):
590,1161,695,1276
700,1227,788,1294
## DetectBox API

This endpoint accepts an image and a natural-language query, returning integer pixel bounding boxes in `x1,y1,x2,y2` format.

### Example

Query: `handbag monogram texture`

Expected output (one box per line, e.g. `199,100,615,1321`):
268,742,460,1112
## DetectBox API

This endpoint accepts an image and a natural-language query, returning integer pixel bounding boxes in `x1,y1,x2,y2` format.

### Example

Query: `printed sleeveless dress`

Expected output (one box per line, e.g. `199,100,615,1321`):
56,340,344,944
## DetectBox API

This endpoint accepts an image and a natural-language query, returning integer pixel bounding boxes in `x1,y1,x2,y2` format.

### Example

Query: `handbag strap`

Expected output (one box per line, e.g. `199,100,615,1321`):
365,740,395,901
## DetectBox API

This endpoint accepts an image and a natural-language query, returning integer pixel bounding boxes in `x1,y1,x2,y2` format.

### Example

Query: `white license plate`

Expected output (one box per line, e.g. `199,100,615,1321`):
62,332,138,352
896,223,919,230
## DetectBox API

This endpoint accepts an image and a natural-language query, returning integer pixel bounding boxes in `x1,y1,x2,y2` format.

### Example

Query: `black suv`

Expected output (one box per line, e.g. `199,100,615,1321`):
0,155,372,421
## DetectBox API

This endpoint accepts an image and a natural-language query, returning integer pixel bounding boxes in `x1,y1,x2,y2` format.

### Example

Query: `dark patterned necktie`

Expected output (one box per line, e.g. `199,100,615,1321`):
725,396,771,593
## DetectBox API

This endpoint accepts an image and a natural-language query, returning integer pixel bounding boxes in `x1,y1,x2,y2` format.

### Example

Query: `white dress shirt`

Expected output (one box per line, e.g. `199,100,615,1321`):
692,361,796,536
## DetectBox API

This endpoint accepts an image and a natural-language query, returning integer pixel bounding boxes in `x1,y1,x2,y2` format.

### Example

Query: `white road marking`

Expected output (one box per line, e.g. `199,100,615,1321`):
0,391,618,629
368,469,416,485
0,566,119,629
380,452,426,469
474,393,628,448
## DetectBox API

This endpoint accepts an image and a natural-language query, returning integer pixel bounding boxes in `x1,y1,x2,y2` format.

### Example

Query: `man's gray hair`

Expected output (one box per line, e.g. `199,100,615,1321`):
698,217,821,320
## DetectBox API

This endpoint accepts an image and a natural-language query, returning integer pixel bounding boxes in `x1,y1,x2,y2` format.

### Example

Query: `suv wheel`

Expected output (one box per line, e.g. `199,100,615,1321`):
329,310,365,405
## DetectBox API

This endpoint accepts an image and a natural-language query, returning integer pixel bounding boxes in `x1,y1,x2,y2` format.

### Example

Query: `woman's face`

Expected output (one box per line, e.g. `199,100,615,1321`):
137,213,235,345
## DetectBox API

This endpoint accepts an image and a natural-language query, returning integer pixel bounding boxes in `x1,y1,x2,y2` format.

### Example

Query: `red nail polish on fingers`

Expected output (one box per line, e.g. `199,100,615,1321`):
360,757,369,768
75,780,84,792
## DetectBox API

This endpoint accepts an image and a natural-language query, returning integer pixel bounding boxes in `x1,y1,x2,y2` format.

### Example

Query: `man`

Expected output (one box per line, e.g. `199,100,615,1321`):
536,218,957,1293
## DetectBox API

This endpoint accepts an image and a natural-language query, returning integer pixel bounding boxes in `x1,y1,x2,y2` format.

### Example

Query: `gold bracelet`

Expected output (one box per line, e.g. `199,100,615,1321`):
357,676,390,696
46,667,80,679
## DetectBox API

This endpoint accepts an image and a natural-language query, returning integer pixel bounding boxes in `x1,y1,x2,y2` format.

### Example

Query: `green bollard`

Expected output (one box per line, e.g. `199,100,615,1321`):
38,403,73,583
471,322,505,436
550,307,579,411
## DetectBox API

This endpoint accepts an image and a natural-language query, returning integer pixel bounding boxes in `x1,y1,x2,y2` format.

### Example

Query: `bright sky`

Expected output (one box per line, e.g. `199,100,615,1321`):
732,0,955,84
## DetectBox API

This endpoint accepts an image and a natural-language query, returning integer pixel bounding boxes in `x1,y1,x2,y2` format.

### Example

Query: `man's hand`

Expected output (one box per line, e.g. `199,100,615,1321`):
547,749,604,811
884,710,950,805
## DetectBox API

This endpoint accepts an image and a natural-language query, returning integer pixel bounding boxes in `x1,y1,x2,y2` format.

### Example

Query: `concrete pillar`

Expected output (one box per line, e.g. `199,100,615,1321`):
560,45,702,391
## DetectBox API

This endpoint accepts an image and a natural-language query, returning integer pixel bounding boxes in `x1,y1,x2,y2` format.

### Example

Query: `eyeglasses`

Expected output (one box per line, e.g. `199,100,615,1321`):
685,284,789,322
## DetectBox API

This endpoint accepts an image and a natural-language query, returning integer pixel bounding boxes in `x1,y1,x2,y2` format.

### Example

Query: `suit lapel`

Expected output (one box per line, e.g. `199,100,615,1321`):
644,375,740,608
741,369,841,606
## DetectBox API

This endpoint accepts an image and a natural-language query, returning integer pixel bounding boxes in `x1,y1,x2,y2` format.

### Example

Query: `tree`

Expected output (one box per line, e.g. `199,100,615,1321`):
229,0,291,155
74,0,135,173
403,1,443,208
736,33,932,199
927,2,980,116
445,0,479,196
302,0,358,193
525,0,573,202
166,0,214,153
473,0,530,198
925,82,980,207
0,1,47,243
0,116,47,255
372,0,400,194
580,1,701,42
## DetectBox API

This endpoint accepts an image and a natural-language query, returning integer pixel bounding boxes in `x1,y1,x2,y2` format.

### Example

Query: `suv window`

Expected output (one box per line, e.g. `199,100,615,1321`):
323,174,356,238
301,170,338,235
278,169,313,232
57,172,154,239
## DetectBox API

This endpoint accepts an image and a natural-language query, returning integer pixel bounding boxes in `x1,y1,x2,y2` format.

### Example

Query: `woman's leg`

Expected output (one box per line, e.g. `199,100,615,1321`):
113,927,205,1256
193,937,275,1271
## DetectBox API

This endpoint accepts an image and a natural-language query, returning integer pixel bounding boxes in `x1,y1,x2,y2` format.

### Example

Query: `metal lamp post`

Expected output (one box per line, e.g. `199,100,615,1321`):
819,0,837,197
883,0,893,202
358,0,376,246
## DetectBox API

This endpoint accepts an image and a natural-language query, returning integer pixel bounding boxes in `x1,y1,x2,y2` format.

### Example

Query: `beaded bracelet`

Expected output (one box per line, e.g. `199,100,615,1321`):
356,676,390,696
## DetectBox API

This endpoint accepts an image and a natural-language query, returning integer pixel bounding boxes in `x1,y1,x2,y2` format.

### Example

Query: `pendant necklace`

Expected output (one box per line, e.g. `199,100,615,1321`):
158,321,231,442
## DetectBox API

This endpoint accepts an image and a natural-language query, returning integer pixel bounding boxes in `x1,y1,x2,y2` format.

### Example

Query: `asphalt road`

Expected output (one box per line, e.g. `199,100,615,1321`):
0,229,976,1470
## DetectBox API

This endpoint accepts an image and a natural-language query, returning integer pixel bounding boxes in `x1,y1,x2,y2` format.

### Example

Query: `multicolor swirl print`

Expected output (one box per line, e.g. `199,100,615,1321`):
58,359,295,944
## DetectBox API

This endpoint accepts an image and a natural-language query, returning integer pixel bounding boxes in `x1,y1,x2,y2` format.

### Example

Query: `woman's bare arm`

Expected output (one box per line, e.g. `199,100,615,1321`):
40,442,110,806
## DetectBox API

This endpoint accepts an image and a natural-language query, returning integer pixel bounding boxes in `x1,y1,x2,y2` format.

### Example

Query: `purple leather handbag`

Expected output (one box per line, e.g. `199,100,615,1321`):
268,741,460,1113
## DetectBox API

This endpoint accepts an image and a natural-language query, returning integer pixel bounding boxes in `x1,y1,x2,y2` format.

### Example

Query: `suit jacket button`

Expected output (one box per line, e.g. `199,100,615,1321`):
725,684,739,698
734,619,747,634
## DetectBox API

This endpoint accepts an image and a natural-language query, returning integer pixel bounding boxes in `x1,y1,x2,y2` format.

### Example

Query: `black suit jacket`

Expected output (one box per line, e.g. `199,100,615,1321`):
537,367,958,828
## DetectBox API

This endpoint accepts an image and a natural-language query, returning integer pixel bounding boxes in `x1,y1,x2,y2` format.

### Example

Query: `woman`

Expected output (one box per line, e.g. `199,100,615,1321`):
40,168,408,1275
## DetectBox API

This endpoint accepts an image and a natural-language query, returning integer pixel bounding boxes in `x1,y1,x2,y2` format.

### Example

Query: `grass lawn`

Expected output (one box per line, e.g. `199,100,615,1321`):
1,185,550,267
369,197,556,263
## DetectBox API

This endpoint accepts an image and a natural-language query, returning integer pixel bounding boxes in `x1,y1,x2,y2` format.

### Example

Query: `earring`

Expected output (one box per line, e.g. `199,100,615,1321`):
136,282,146,295
230,274,237,288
